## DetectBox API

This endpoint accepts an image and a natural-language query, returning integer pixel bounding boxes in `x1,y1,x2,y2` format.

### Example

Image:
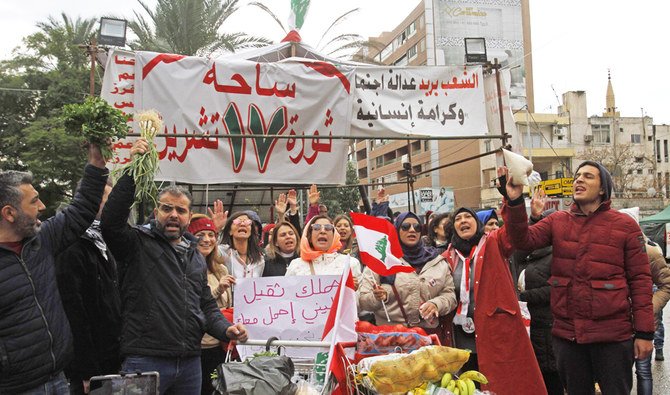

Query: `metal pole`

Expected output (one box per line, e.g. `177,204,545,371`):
88,38,97,96
493,58,507,148
125,133,506,141
526,105,532,161
406,140,417,212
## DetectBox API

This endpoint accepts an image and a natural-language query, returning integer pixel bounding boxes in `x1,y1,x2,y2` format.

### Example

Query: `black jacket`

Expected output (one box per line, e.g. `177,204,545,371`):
0,165,107,393
262,252,298,277
55,228,122,379
518,245,557,373
101,174,231,358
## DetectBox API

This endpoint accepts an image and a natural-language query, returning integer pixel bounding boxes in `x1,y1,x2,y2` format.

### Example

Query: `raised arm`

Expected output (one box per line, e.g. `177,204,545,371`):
499,166,553,252
100,139,147,262
45,143,109,255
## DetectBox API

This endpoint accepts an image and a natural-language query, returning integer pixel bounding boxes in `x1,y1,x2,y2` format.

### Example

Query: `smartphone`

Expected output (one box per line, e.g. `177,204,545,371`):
89,371,159,395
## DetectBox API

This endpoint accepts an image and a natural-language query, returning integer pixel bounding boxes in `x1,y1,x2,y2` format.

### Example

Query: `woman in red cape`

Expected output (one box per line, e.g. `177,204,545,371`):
442,207,546,395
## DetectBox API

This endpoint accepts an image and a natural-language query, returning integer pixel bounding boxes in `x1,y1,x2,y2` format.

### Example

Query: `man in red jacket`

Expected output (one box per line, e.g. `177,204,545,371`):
501,161,654,394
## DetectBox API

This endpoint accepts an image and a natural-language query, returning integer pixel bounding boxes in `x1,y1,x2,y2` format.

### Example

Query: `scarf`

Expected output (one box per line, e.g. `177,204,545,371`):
450,207,484,255
299,217,342,262
394,212,439,267
381,212,438,285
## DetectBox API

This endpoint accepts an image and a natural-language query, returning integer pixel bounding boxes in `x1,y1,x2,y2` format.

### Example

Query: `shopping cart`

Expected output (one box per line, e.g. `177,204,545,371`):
225,338,331,388
332,334,442,395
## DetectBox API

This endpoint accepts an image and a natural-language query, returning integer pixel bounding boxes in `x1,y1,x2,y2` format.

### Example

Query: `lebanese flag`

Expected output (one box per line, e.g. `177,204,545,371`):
322,258,357,394
350,212,410,276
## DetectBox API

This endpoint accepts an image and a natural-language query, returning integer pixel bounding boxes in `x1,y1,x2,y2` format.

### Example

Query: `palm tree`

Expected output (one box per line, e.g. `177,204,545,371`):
128,0,271,56
249,1,384,62
11,13,96,71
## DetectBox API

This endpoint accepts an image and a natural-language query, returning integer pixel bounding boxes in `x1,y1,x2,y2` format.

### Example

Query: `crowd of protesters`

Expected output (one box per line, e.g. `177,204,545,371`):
1,136,669,395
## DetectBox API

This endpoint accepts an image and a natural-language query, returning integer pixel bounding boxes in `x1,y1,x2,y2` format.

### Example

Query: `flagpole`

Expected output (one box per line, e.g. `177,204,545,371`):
322,256,351,394
366,271,391,322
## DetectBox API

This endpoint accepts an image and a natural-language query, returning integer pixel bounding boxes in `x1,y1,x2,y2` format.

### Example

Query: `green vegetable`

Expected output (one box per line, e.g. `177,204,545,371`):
61,96,129,160
116,110,162,208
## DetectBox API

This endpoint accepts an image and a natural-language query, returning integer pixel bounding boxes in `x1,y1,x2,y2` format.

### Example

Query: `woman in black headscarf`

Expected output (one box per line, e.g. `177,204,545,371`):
440,207,545,393
358,212,456,340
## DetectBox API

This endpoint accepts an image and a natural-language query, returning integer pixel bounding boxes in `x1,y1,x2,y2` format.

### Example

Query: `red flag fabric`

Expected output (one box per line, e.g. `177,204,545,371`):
321,260,357,392
350,212,411,276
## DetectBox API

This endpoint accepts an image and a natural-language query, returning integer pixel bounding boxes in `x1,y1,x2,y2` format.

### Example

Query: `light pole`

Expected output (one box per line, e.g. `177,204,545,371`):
464,37,509,149
80,18,128,97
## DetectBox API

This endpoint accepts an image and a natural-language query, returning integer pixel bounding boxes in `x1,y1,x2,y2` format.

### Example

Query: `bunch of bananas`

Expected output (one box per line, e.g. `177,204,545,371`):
362,346,471,394
439,371,488,395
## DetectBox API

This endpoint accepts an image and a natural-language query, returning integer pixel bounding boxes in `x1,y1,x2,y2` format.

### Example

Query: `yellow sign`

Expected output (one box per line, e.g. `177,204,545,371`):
539,177,574,197
540,179,562,196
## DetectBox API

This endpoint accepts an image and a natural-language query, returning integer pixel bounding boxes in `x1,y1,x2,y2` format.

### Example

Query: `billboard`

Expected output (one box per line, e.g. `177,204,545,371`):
431,0,527,110
388,187,455,215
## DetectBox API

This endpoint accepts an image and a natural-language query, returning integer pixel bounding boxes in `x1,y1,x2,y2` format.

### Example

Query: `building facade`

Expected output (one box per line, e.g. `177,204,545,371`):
356,0,532,213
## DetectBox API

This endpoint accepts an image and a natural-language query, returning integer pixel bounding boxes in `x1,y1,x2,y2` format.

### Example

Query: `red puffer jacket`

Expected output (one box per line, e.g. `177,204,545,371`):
502,200,654,343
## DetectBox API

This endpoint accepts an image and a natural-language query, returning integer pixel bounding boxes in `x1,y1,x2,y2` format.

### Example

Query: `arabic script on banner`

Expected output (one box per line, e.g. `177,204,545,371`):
233,275,340,359
351,65,487,137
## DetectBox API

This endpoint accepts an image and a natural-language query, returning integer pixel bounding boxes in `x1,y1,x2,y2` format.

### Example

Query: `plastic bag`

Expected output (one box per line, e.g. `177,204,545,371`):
212,356,297,395
357,346,471,394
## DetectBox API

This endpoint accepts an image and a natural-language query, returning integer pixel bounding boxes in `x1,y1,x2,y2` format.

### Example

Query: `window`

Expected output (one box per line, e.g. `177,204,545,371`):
665,140,668,162
627,169,634,175
394,55,408,66
420,38,426,53
375,156,383,168
423,140,430,151
649,169,654,175
408,44,417,60
522,133,543,148
637,169,643,175
419,15,425,28
631,134,641,144
406,22,416,39
658,140,662,163
591,124,610,144
380,45,392,61
619,127,624,133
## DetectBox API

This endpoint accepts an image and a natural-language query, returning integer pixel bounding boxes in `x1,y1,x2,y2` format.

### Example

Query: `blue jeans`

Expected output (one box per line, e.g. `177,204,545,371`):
122,355,201,395
654,309,664,349
18,371,69,395
635,356,653,395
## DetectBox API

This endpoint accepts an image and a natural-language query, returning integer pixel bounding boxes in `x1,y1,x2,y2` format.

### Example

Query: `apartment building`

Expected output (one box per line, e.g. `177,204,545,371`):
355,0,532,212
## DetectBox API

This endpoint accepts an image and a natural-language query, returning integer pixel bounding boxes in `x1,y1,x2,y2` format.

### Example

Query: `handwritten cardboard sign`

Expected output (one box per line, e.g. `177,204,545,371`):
234,275,340,359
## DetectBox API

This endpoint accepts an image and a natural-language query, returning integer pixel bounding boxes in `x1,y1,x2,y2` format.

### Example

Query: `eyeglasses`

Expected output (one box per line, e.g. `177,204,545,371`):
311,223,335,232
233,218,252,226
158,203,189,215
400,222,421,232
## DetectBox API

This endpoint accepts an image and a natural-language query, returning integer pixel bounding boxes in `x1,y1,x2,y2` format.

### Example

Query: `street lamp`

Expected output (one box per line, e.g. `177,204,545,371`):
80,18,128,96
98,17,128,47
464,37,487,64
464,37,508,147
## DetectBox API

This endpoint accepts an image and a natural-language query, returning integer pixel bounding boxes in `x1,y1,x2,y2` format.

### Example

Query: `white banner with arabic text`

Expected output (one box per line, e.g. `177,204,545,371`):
104,50,354,184
233,275,340,359
351,65,487,136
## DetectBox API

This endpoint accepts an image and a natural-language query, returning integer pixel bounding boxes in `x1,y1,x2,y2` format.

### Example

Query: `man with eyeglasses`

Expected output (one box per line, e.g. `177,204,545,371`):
101,139,247,394
0,143,108,394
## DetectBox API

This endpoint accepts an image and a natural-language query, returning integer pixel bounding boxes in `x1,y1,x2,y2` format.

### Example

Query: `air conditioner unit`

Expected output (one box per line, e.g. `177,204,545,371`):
553,126,566,136
584,135,593,143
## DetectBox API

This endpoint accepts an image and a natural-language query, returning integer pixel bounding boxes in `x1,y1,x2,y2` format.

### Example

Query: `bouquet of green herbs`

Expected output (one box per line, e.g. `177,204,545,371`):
119,110,162,208
61,96,129,160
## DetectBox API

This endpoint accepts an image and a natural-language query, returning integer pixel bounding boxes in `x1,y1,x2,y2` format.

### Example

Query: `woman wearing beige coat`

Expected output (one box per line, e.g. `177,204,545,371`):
358,212,456,341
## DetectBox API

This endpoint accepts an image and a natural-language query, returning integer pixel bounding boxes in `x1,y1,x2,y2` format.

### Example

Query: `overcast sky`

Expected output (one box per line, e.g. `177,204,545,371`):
2,0,668,123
